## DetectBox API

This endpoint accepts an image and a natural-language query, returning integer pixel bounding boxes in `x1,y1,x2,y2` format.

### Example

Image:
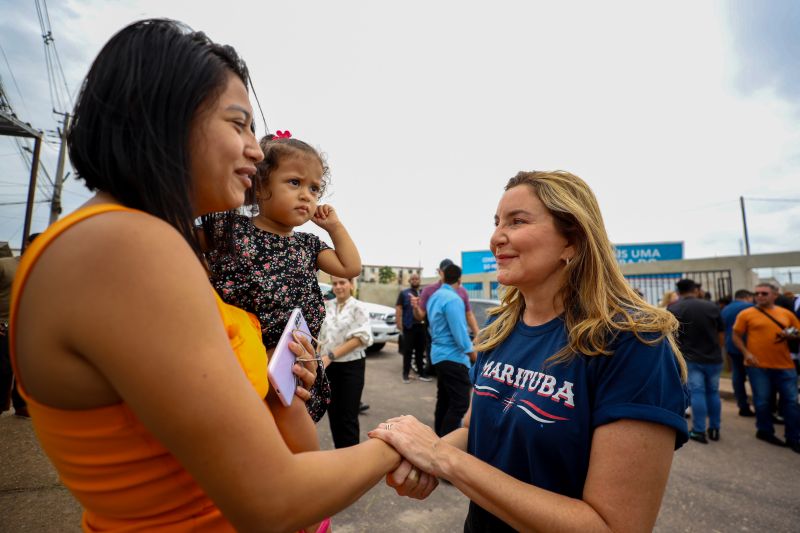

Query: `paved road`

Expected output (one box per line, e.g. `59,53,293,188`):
2,342,799,532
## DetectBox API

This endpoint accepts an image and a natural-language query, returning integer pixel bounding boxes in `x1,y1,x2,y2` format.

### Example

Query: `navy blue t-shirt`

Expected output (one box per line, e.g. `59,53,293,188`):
465,317,688,532
395,287,422,330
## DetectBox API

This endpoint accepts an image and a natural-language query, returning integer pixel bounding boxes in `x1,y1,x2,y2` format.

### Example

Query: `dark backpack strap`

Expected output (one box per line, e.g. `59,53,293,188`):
753,306,787,332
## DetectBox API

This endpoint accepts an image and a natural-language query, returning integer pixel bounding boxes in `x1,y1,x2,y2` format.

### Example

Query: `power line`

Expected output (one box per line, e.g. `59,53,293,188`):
0,42,30,117
43,0,72,105
0,200,49,206
0,212,49,221
34,0,72,114
16,138,54,187
61,187,90,200
248,74,270,135
744,197,800,203
674,199,738,214
0,74,54,214
4,203,47,243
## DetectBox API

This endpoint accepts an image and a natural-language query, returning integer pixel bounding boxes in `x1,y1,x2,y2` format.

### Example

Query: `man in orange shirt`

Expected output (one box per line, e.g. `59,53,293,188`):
733,283,800,453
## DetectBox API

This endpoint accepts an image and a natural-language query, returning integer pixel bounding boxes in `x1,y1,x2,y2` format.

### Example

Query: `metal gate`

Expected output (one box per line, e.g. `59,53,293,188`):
625,270,732,307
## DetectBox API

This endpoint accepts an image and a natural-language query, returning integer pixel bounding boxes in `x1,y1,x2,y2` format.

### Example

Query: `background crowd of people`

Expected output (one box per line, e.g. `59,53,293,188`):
2,15,798,533
663,279,800,452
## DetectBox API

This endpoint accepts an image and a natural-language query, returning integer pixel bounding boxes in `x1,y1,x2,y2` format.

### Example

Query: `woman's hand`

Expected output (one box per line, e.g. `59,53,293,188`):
385,458,439,500
368,415,441,474
289,331,318,402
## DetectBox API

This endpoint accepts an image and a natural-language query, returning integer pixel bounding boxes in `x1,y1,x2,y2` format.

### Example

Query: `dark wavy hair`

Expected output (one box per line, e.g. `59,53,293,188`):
67,18,249,259
252,134,330,201
201,134,329,256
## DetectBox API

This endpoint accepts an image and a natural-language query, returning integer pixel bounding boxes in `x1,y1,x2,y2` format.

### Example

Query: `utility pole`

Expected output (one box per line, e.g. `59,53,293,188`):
22,137,42,252
739,196,750,256
50,112,71,225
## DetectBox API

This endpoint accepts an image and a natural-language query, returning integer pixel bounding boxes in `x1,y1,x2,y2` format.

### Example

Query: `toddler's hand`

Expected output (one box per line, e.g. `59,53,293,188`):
312,204,341,230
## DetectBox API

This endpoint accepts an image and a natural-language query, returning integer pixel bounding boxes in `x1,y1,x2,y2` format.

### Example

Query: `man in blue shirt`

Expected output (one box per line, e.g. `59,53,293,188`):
721,289,754,417
426,264,475,436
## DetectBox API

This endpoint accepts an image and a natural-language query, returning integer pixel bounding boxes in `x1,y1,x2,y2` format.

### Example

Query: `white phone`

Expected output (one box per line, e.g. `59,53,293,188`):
268,308,311,407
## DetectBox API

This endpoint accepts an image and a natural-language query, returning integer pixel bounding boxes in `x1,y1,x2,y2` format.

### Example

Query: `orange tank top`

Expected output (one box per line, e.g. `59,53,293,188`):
10,204,269,532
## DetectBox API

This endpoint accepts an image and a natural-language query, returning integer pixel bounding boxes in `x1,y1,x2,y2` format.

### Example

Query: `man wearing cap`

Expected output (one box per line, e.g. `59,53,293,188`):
413,259,479,377
413,258,479,335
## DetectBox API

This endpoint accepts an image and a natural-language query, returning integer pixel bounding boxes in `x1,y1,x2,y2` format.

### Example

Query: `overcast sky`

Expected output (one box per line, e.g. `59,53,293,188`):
1,0,799,275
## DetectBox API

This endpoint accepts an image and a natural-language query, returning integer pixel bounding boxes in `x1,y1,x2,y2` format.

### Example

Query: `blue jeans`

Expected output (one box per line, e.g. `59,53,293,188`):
727,352,749,410
687,361,723,433
746,366,799,443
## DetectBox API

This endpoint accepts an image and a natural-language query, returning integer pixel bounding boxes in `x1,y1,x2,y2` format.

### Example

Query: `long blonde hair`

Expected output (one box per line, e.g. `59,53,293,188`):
474,171,686,380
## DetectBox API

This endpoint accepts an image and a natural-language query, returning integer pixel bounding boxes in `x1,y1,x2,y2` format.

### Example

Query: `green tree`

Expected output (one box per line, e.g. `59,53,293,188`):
378,266,396,284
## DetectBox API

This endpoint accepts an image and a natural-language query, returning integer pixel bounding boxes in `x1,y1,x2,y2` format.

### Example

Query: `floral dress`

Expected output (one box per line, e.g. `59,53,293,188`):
206,214,332,421
207,214,330,346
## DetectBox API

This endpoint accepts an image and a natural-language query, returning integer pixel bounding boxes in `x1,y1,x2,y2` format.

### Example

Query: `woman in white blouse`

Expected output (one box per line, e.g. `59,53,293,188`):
320,276,373,448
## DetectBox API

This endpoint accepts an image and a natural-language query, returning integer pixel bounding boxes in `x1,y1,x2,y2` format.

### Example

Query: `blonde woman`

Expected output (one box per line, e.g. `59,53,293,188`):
371,171,688,532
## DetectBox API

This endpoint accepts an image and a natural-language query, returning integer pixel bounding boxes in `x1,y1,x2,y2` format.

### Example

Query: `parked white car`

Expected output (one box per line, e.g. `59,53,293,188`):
470,298,501,329
361,301,400,353
319,282,399,353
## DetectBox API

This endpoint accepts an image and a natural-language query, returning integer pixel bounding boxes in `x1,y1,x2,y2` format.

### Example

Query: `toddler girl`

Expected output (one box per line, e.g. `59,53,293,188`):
204,132,361,420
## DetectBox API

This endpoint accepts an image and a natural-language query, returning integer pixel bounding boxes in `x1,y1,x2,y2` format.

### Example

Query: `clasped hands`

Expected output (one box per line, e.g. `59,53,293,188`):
368,415,443,500
289,336,442,499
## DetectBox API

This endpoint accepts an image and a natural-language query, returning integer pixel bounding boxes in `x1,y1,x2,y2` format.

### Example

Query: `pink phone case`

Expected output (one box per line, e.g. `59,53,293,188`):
268,308,311,407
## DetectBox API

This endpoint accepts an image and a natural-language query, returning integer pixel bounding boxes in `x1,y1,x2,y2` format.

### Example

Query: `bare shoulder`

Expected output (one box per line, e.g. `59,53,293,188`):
40,210,208,290
57,209,194,259
15,209,216,407
43,209,213,321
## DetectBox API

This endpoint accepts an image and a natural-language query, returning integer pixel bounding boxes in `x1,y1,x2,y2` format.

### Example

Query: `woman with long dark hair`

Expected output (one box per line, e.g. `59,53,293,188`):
10,19,434,532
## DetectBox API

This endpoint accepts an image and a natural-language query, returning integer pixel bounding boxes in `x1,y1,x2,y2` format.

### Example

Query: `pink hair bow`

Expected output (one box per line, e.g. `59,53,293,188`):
274,130,292,139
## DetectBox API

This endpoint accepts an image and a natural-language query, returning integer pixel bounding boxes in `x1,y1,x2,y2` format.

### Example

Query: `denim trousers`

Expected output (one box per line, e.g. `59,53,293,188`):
746,366,799,443
727,352,749,410
687,361,723,433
